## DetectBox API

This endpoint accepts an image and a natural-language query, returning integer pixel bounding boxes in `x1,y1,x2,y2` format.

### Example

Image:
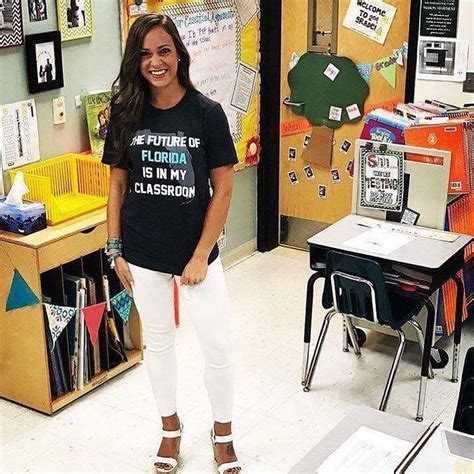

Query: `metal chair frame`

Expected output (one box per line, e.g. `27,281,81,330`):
303,268,432,414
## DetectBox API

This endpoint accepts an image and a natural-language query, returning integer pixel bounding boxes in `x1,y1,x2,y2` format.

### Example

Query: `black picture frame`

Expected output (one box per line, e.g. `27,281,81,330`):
25,31,64,93
0,0,24,48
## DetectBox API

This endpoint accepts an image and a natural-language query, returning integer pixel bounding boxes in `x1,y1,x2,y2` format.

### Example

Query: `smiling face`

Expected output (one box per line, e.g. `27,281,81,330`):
140,26,180,94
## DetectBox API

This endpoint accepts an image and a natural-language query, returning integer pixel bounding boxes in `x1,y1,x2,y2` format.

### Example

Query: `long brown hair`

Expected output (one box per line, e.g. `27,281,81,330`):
111,14,195,168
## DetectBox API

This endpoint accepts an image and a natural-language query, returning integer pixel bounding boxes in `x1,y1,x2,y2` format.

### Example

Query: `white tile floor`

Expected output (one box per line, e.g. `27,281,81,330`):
2,247,473,473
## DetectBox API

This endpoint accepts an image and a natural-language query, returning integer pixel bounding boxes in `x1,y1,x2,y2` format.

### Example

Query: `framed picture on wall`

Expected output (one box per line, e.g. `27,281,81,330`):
25,31,64,93
0,0,24,49
28,0,48,22
56,0,93,41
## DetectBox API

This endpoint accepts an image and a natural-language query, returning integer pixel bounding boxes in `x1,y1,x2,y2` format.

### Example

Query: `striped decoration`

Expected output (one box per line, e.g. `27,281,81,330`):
0,0,24,49
162,0,243,142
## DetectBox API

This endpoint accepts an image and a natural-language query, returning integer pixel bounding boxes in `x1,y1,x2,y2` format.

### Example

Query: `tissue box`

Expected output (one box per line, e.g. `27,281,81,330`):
0,198,47,235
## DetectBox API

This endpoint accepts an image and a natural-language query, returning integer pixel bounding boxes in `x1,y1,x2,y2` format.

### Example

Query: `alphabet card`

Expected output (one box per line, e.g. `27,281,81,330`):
343,0,397,45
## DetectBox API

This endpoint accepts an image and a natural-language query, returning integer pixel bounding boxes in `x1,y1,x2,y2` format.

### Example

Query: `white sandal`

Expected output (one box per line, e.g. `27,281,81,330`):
154,423,183,474
210,429,242,473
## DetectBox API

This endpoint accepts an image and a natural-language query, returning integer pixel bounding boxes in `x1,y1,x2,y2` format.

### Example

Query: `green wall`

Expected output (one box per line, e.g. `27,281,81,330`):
0,0,256,255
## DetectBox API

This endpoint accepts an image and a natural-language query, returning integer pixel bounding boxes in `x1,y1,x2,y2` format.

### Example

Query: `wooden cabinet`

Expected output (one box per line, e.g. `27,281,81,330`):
0,209,143,414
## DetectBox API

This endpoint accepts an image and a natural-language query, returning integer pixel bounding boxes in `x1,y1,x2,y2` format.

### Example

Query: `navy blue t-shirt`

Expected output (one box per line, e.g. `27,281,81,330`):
102,90,238,275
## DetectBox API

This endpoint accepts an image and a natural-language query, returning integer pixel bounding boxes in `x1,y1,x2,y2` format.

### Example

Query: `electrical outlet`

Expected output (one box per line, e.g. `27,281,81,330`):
53,96,66,125
463,72,474,93
75,95,82,108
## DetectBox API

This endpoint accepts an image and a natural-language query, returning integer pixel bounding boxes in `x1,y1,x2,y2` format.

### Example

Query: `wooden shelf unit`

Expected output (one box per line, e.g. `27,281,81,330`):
0,209,143,415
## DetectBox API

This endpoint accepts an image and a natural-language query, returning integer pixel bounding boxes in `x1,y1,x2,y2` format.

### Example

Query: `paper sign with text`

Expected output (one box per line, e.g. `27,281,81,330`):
343,0,397,45
359,149,404,211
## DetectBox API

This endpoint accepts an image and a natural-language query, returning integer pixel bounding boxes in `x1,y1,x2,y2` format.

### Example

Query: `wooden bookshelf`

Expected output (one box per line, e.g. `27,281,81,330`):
0,209,143,415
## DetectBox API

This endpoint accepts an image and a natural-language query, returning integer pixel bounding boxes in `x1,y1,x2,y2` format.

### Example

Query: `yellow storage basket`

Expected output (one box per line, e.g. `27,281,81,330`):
9,154,110,226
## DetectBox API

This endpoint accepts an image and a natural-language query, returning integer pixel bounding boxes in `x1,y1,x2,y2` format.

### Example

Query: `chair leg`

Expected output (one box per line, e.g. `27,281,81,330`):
379,329,406,412
303,309,337,392
342,317,349,352
345,315,361,356
407,320,434,379
302,272,322,385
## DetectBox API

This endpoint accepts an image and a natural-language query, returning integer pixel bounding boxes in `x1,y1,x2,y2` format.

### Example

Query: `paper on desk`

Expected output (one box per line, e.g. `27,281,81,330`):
317,426,412,474
344,228,415,255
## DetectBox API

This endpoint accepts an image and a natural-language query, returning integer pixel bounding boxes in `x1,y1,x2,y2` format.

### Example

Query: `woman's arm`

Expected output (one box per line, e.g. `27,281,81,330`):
107,167,135,294
180,164,234,286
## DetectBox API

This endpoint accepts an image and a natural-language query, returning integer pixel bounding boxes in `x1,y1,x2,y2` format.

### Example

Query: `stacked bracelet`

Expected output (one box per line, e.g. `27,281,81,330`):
105,238,123,269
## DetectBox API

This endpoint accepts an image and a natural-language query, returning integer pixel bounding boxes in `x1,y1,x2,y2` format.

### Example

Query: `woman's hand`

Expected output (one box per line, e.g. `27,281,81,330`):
114,256,135,296
180,255,208,287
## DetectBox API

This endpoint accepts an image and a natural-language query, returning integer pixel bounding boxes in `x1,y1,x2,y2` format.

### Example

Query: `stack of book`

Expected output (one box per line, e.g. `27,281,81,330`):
42,271,128,399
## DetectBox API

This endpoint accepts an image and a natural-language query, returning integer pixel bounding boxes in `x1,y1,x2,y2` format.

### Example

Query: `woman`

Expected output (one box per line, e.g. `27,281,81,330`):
102,13,241,474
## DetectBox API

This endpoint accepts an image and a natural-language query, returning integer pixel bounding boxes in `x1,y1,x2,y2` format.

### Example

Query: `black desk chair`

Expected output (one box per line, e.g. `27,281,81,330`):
303,250,434,414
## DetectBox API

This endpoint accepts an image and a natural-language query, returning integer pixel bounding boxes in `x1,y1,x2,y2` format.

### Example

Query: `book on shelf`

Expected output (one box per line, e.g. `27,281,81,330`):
84,90,112,157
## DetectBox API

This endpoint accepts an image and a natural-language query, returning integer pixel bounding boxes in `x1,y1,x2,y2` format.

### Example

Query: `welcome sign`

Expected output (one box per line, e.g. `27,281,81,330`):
343,0,397,45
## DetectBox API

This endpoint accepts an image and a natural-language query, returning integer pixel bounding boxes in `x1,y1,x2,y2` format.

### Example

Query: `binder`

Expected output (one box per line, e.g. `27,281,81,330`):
405,123,470,194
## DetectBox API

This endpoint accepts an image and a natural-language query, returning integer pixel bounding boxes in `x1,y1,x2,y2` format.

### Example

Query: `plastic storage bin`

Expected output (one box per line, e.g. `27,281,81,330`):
9,154,109,225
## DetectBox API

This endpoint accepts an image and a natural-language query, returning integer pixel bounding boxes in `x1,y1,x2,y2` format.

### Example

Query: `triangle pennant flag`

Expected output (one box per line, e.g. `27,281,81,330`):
393,48,404,66
356,64,373,84
402,41,408,59
6,269,40,311
374,55,397,88
82,302,106,345
110,289,133,322
44,303,76,349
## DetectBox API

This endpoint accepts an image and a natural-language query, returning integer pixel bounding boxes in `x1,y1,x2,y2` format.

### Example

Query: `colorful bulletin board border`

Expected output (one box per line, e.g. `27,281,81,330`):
119,0,260,170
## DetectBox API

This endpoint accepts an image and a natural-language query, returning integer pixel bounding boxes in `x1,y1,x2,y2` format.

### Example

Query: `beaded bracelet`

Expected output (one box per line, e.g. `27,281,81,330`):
105,238,123,269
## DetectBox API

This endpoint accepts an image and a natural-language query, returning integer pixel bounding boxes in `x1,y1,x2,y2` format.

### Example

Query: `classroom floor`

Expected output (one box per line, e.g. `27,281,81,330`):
2,246,473,473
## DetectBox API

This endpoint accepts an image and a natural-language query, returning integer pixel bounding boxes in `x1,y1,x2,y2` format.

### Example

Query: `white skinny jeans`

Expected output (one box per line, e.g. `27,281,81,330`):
128,258,234,423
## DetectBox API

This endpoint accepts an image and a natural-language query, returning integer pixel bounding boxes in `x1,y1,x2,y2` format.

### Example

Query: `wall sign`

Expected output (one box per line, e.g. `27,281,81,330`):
343,0,397,45
420,0,459,38
359,148,404,211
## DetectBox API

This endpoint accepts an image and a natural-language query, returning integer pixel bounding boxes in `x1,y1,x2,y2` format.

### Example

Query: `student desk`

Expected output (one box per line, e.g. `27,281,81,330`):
302,214,472,421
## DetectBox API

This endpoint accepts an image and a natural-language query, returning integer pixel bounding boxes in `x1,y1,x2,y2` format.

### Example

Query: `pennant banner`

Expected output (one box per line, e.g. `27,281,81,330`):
111,289,133,323
374,55,398,88
44,304,76,349
393,48,404,66
6,269,40,311
357,64,373,84
82,302,106,345
402,41,408,59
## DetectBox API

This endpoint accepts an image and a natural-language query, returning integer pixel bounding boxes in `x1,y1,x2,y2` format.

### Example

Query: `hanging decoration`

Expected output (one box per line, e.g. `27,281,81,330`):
110,289,133,323
245,135,261,166
374,55,398,88
44,303,76,349
82,302,106,345
6,269,40,311
357,64,373,83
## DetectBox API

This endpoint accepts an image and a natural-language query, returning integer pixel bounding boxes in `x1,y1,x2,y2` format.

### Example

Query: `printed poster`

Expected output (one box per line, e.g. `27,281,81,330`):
359,148,404,211
420,0,459,38
417,38,469,82
231,62,257,114
1,99,41,170
343,0,397,45
234,0,259,26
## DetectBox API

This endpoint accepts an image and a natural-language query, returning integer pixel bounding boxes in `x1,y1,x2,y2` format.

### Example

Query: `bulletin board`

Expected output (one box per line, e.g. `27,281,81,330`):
119,0,260,170
280,0,411,226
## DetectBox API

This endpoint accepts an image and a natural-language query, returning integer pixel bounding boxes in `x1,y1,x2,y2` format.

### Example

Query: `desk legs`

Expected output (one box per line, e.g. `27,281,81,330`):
451,273,464,383
303,272,323,384
416,297,435,422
